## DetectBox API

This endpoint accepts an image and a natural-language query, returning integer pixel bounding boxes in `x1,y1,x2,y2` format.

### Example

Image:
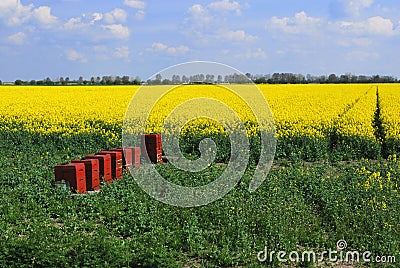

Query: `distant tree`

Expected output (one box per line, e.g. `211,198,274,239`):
162,79,171,85
171,75,180,84
245,73,252,80
254,77,267,84
96,77,101,85
224,75,229,83
105,76,114,85
205,74,214,83
182,75,189,83
358,75,371,83
217,75,223,83
78,76,84,85
114,76,122,85
45,77,53,85
289,74,297,84
15,79,23,85
372,75,380,83
133,76,141,85
65,77,70,85
152,74,162,84
36,80,44,85
90,77,95,85
340,74,349,83
0,80,2,85
30,80,36,85
122,75,130,85
327,74,337,83
59,77,66,85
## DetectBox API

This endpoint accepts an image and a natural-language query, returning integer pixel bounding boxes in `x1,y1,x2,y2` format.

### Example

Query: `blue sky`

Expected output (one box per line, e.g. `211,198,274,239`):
0,0,399,81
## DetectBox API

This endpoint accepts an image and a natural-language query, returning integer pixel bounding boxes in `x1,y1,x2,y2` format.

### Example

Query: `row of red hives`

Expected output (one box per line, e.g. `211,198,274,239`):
54,134,162,194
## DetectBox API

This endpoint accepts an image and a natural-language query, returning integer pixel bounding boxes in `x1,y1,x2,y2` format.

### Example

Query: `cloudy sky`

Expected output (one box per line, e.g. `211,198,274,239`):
0,0,399,81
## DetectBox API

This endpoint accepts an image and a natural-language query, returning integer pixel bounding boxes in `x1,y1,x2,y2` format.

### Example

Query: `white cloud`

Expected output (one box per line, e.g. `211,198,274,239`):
102,24,130,39
346,50,379,60
7,32,26,45
150,42,190,54
223,30,258,42
0,2,58,28
135,10,145,20
244,48,267,59
111,9,128,22
90,13,103,25
104,8,127,24
208,0,243,15
152,42,168,51
93,45,108,52
221,49,230,55
32,6,58,27
63,11,132,40
267,11,322,35
186,1,244,28
352,38,372,46
344,0,374,16
66,49,87,62
330,0,375,18
114,46,130,58
63,17,87,30
337,37,372,47
167,45,190,54
124,0,146,9
0,0,33,26
0,0,17,9
65,9,128,30
124,0,145,19
187,4,212,27
232,48,267,59
335,16,396,35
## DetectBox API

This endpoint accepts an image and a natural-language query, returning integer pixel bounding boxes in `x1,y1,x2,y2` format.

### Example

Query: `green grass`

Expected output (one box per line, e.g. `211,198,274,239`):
0,130,399,267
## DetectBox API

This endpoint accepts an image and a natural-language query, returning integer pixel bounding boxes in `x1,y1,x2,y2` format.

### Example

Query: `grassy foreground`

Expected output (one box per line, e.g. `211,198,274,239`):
0,130,399,267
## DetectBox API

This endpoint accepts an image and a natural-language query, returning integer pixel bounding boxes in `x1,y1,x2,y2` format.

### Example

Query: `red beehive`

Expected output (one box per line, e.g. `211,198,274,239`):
141,134,162,149
145,148,163,163
54,163,87,194
141,134,163,164
85,154,112,184
110,148,132,169
124,146,141,169
132,147,141,168
72,159,100,191
97,151,123,180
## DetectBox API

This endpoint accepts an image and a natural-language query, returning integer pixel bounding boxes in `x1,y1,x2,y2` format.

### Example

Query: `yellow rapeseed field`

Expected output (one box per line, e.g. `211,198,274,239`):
1,83,399,158
379,84,400,141
259,84,375,139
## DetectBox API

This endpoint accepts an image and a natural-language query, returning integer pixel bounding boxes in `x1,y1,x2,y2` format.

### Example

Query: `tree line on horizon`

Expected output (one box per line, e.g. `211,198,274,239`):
1,72,398,86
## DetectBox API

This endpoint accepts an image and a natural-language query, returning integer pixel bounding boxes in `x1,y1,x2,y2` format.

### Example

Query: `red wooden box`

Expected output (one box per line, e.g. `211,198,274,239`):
141,134,162,150
97,151,123,180
72,159,100,191
146,148,163,163
124,146,141,168
85,154,112,184
141,134,163,164
54,163,86,194
110,148,132,169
